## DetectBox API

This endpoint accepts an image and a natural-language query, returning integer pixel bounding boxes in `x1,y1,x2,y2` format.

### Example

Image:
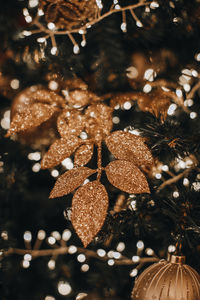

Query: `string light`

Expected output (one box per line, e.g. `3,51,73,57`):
130,268,138,277
24,231,32,242
51,170,59,177
10,79,20,89
76,293,88,299
45,296,55,300
22,260,30,268
168,245,176,253
81,264,89,272
108,259,115,266
32,163,41,172
48,236,56,245
61,158,74,170
136,241,144,250
62,229,72,241
77,254,86,263
132,256,140,263
48,259,56,270
116,242,125,252
68,245,77,254
50,47,57,55
58,281,72,296
97,249,106,257
51,231,61,240
143,84,152,93
24,254,32,261
37,230,46,240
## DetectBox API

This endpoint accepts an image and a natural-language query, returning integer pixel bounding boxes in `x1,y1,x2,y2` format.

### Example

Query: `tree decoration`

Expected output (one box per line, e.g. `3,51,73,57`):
39,0,99,30
21,0,151,54
7,79,153,247
132,254,200,300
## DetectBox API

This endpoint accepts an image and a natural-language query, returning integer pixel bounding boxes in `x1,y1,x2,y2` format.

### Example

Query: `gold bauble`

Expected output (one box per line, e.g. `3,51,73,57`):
132,255,200,300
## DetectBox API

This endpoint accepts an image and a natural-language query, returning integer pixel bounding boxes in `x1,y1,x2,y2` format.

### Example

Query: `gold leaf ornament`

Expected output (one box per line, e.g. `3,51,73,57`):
105,160,150,194
49,167,96,198
85,103,113,142
74,144,94,166
71,180,109,247
105,130,154,167
41,136,81,169
57,109,85,138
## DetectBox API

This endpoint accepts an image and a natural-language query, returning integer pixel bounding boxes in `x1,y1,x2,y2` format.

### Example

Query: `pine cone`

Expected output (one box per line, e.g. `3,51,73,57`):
39,0,98,30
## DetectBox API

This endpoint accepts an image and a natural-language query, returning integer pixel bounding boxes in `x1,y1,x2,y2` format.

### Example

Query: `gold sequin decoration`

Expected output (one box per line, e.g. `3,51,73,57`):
71,180,109,247
105,160,150,194
105,130,154,167
74,144,94,166
41,136,80,169
49,167,96,198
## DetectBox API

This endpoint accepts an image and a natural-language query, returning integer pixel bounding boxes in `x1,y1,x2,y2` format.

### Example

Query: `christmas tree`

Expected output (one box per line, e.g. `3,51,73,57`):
1,0,200,299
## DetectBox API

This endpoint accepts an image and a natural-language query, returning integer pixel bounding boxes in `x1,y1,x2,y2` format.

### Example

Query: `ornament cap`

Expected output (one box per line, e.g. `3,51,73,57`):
167,254,186,264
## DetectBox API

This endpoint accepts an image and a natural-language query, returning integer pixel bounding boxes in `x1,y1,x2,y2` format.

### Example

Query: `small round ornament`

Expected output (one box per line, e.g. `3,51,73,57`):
132,254,200,300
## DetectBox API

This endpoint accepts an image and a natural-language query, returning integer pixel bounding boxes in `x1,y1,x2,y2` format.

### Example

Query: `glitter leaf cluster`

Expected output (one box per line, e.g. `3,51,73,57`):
8,79,154,247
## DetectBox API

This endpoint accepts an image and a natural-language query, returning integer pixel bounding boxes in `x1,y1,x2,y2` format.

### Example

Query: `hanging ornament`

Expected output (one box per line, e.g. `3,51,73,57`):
132,254,200,300
39,0,99,30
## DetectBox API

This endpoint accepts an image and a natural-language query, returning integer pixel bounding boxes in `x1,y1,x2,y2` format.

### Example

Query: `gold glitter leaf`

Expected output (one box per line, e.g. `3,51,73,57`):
71,180,109,247
8,103,58,135
74,144,94,166
105,160,150,194
57,109,85,138
105,131,154,167
85,103,113,142
41,136,80,169
49,167,96,198
67,90,100,106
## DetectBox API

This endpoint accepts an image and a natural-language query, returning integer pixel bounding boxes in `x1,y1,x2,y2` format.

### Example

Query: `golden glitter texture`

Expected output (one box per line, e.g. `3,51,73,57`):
41,136,80,169
8,103,58,135
74,144,94,166
71,180,109,247
49,167,96,198
105,130,154,168
105,160,150,194
57,109,85,138
132,255,200,300
67,90,100,107
85,103,113,142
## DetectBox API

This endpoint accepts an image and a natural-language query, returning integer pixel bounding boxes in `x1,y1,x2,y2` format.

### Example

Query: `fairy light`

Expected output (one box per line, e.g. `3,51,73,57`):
47,22,55,30
73,45,80,54
58,281,72,296
38,8,44,16
150,1,159,9
112,116,120,124
51,170,59,177
116,242,125,252
121,22,127,32
51,47,57,55
144,69,156,81
130,200,137,210
48,259,56,270
183,83,191,92
132,256,140,263
155,173,162,179
130,268,138,277
25,15,32,23
80,132,88,140
24,254,32,261
190,112,197,119
32,163,41,172
113,252,121,259
48,81,58,91
83,178,90,185
48,236,56,245
97,249,106,257
10,79,20,89
183,178,190,186
1,231,8,240
45,296,55,300
123,101,132,110
136,21,143,27
108,259,115,266
176,88,183,98
29,0,39,7
62,229,71,241
168,245,176,253
173,191,179,198
195,53,200,61
143,84,152,93
68,245,77,254
107,251,115,258
96,0,103,9
192,70,198,77
24,231,32,242
162,165,169,172
76,293,88,300
37,230,46,240
146,248,154,256
137,241,144,250
23,30,32,36
77,254,86,263
81,40,86,47
81,264,89,272
167,103,177,116
37,37,46,43
28,152,41,161
126,66,138,79
61,158,74,170
51,231,61,240
22,260,30,268
192,182,200,191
